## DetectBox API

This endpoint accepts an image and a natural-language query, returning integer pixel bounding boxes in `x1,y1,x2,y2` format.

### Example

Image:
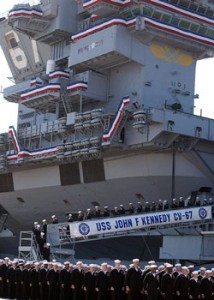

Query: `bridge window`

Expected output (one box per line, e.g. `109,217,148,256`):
207,29,214,38
143,7,153,17
198,26,207,35
190,23,199,32
152,11,162,20
179,20,190,29
171,16,179,26
161,14,171,23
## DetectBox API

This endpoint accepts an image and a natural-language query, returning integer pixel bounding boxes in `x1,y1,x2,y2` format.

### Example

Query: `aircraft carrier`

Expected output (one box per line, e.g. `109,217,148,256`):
0,0,213,260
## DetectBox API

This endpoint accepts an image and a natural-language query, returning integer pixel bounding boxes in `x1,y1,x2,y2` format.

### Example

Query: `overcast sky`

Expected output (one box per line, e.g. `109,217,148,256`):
0,1,213,133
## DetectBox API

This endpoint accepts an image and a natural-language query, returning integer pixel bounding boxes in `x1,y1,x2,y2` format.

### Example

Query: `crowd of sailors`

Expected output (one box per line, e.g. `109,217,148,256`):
34,197,214,226
0,258,213,300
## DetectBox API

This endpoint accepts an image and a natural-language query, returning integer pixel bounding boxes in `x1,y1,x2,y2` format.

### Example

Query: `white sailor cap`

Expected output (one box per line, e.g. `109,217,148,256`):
52,262,57,266
76,261,83,265
150,265,157,269
132,258,139,263
114,260,121,264
12,260,18,264
211,268,214,272
158,265,165,270
175,263,181,267
148,260,155,265
192,271,198,275
41,232,45,236
4,257,9,260
87,208,91,211
104,206,108,208
182,266,188,270
42,219,46,223
200,267,206,271
68,214,72,217
101,263,107,266
34,222,38,225
34,262,40,266
46,243,51,247
51,215,56,219
52,259,56,263
43,261,48,265
64,261,70,265
0,259,3,262
25,262,31,266
188,265,194,269
78,211,82,214
206,270,212,274
89,264,95,268
166,264,173,268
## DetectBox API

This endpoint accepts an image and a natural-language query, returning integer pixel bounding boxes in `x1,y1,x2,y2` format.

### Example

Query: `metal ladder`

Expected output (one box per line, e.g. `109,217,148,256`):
18,231,42,261
61,93,73,115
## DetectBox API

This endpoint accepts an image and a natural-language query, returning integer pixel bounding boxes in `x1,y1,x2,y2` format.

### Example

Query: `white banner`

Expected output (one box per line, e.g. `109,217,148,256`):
69,206,212,238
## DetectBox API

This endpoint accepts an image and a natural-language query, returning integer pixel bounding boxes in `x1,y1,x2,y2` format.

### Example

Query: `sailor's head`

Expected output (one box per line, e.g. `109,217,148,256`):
76,261,83,270
34,262,40,270
181,266,189,276
150,265,157,273
165,264,173,273
64,261,70,270
101,262,108,272
175,263,181,272
114,259,121,269
200,267,206,276
132,258,140,268
192,271,198,279
205,270,212,278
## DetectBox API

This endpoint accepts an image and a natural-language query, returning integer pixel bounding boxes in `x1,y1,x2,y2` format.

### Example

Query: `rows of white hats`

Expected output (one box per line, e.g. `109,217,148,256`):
2,257,214,275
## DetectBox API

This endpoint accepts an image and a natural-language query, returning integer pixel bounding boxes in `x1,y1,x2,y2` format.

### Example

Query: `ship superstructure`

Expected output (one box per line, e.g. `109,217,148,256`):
0,0,213,258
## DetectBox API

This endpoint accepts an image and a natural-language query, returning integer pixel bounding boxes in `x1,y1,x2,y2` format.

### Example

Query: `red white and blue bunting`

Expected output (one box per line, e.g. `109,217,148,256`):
83,0,131,9
71,17,214,47
71,18,135,41
21,84,61,101
67,82,88,92
49,70,70,80
9,126,21,153
144,0,214,26
7,126,59,162
8,8,43,18
103,96,130,142
30,78,42,87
